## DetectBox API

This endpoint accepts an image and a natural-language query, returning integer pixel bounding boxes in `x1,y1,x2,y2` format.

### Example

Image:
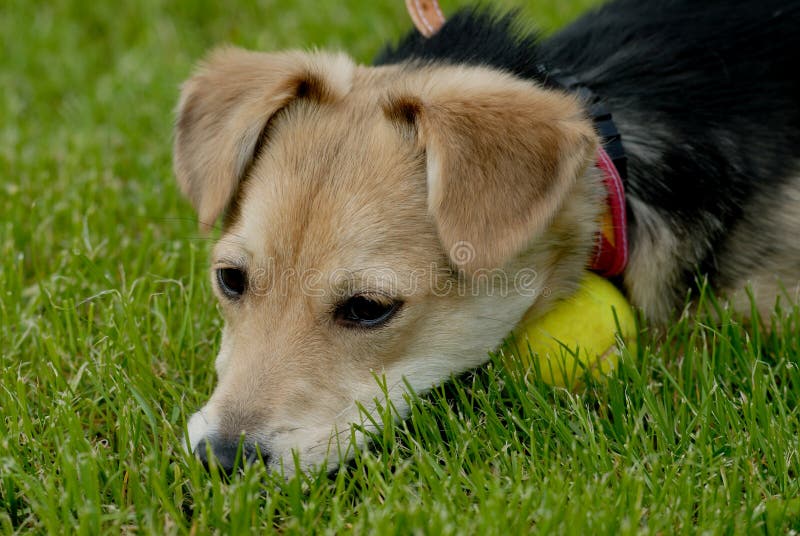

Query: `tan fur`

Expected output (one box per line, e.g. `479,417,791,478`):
177,48,602,474
724,276,800,322
718,177,800,320
623,197,684,322
174,48,355,228
381,66,597,272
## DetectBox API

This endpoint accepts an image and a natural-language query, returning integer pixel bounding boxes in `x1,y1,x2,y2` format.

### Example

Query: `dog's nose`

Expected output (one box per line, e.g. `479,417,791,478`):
195,437,265,476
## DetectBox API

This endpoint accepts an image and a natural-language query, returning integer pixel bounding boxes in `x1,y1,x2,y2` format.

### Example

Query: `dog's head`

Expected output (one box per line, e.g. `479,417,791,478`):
174,48,599,475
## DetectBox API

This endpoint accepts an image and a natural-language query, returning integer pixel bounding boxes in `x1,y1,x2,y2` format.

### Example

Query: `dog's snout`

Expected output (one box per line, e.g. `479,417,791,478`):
195,437,266,476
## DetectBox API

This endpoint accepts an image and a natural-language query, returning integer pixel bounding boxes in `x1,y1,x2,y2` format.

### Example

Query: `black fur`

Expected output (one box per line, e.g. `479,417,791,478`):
377,1,800,316
375,10,548,84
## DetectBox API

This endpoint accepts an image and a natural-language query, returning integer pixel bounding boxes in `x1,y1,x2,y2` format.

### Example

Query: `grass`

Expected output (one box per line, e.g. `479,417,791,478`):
2,0,800,533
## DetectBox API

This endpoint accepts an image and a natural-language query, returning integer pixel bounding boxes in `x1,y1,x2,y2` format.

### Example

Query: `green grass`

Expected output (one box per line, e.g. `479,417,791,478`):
2,0,800,533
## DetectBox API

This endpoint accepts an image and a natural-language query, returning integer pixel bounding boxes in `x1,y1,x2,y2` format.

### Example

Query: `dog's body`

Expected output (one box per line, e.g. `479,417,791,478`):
175,0,800,475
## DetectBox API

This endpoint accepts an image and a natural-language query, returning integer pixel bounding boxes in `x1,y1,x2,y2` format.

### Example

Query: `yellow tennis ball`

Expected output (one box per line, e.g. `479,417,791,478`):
504,272,636,389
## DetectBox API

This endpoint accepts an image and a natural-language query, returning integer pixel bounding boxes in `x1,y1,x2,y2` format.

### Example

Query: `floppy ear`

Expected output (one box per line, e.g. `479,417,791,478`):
174,48,355,227
384,67,597,272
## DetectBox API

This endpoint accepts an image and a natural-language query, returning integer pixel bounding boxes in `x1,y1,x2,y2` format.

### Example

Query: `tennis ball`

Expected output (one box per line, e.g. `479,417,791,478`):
504,272,636,389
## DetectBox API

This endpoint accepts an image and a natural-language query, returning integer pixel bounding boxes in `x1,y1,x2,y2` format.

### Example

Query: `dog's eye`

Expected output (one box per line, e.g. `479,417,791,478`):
216,267,247,299
334,295,401,328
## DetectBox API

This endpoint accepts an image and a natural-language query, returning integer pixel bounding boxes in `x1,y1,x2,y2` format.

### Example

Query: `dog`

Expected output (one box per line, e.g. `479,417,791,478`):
173,0,800,476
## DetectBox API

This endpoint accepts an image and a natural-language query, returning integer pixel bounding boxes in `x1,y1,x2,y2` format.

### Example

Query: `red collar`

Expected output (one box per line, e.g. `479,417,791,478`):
591,146,628,277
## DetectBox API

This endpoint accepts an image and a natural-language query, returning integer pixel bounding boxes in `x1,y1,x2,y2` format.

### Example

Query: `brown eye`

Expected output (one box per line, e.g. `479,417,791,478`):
216,268,247,299
335,295,402,328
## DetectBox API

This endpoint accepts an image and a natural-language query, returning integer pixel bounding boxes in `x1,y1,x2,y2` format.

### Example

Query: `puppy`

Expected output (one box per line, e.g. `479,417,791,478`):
174,0,800,475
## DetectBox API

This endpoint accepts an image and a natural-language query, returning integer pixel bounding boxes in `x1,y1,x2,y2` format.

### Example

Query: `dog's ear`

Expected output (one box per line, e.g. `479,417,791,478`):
384,68,597,272
174,48,355,228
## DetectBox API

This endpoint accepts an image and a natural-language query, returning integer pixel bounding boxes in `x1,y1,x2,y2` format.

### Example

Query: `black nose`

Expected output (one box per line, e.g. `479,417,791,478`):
195,437,265,477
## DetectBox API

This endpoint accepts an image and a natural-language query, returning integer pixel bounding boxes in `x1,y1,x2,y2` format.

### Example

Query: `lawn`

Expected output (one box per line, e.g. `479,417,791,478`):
2,0,800,533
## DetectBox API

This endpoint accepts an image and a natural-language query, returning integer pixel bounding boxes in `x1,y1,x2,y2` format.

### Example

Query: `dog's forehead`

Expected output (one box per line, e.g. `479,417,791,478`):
221,97,439,274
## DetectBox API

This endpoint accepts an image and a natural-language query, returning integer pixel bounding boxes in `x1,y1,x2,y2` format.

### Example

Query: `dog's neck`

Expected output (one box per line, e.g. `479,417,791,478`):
555,78,629,277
